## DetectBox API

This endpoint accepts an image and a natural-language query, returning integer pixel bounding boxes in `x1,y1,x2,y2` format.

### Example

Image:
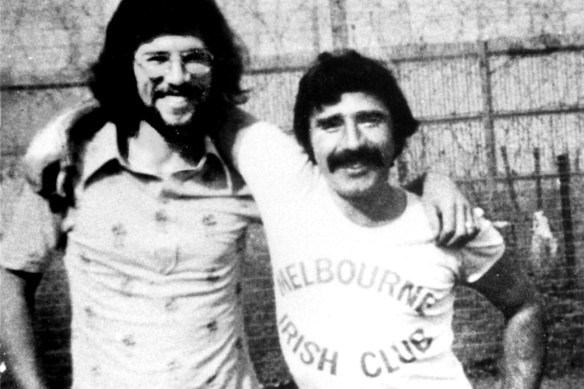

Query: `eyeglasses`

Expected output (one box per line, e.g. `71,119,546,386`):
134,49,214,78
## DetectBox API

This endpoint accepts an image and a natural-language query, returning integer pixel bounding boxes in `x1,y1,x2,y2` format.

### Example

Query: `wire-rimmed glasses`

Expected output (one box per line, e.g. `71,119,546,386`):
134,49,214,78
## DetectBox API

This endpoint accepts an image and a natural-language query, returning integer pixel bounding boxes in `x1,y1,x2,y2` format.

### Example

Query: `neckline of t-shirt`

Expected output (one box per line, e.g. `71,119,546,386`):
319,182,419,232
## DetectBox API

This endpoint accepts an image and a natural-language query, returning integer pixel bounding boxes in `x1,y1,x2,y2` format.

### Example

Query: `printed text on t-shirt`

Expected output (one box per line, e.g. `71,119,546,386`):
275,258,438,316
279,314,433,378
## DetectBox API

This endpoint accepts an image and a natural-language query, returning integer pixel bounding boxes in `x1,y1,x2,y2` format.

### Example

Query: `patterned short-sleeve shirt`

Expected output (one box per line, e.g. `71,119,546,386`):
1,122,261,389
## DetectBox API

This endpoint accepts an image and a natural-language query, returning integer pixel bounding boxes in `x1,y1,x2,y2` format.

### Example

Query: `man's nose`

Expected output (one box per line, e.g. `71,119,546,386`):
165,58,190,84
342,119,362,149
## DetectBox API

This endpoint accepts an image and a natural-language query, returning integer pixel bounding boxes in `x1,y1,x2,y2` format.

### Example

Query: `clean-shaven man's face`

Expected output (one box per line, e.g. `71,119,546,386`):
133,34,213,128
309,92,396,200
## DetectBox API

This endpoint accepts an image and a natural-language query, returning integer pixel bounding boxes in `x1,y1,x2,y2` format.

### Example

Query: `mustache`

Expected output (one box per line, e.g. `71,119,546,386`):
153,85,198,99
327,145,385,172
153,79,210,100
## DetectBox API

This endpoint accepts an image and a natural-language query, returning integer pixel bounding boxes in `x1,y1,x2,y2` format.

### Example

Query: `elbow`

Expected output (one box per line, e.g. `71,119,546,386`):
505,293,546,334
504,294,547,358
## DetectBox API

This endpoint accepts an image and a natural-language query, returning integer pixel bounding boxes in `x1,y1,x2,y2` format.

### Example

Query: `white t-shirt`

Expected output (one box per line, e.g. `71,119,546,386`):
231,121,505,389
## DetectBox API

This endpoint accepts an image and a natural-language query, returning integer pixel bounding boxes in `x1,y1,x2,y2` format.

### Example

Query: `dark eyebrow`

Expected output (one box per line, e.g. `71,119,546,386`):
141,49,207,56
355,110,388,122
141,51,170,59
315,114,343,128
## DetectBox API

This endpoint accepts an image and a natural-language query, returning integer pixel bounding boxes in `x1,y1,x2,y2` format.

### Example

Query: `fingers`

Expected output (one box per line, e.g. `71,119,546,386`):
449,201,469,247
436,203,455,246
466,204,479,236
452,202,479,247
437,200,479,248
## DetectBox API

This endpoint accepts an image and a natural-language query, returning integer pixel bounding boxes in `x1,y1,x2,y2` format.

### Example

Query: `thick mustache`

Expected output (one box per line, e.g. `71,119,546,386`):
153,86,197,99
327,146,385,172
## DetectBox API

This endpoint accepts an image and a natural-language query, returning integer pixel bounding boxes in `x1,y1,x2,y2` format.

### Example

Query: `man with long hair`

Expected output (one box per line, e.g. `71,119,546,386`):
2,1,259,388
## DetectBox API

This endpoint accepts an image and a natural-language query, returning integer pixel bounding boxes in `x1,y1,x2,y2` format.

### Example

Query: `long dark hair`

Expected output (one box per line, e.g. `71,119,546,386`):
88,0,248,136
293,50,419,162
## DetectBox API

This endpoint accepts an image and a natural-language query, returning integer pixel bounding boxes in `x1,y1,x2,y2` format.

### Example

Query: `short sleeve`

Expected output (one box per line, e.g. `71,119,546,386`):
0,182,63,273
458,217,506,283
231,121,316,205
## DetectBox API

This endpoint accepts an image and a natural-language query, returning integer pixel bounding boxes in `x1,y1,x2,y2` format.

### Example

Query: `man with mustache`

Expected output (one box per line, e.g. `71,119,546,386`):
2,1,261,388
0,1,478,389
327,145,386,177
220,50,545,388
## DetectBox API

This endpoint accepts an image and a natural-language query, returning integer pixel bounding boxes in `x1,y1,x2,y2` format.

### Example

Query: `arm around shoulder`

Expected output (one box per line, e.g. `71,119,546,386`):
216,108,311,196
216,107,286,170
408,172,479,247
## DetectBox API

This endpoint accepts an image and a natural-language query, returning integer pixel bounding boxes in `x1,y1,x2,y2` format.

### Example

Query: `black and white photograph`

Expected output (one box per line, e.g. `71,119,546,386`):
1,1,582,388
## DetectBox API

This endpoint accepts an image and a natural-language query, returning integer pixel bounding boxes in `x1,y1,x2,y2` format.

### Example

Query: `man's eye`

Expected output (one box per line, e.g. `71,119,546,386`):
316,117,343,131
146,55,169,64
357,112,386,127
182,54,199,64
182,51,213,66
182,53,204,64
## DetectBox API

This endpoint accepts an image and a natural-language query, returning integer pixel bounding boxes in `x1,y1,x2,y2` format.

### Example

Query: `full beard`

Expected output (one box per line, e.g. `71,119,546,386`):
145,84,213,153
141,109,212,164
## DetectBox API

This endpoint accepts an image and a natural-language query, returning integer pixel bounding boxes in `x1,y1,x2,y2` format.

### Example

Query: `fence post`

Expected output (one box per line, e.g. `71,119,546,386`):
328,0,349,50
311,0,321,53
478,41,497,214
534,148,543,210
557,154,576,289
500,145,520,213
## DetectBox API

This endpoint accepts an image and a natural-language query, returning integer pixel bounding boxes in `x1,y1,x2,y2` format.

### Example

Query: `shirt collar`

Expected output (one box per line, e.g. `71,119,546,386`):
79,122,247,195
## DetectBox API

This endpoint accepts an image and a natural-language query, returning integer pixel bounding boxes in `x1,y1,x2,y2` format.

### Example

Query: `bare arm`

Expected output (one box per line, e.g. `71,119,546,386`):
216,109,482,245
0,268,47,389
467,256,546,389
1,171,65,389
